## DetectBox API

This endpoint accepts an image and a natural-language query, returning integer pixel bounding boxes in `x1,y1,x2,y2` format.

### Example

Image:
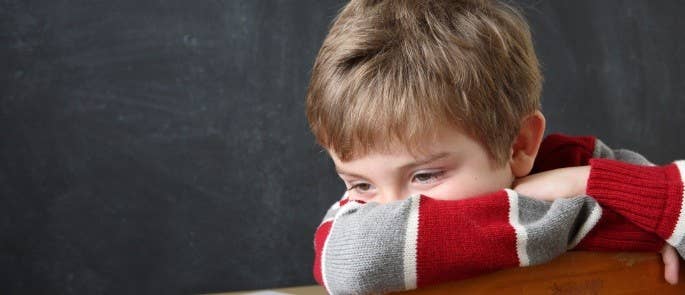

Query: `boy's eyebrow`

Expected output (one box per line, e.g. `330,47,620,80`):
399,152,451,170
335,152,452,178
335,169,364,179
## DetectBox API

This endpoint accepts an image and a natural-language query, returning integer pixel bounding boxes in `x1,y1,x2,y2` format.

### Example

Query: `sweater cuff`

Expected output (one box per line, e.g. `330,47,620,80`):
587,159,685,242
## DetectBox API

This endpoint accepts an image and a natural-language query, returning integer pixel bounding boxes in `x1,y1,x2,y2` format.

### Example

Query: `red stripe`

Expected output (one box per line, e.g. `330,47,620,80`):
574,209,663,252
337,197,365,207
312,220,333,287
415,191,518,287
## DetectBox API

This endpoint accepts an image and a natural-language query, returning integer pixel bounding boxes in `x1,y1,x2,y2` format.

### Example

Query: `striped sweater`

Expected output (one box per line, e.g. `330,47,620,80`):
312,134,685,294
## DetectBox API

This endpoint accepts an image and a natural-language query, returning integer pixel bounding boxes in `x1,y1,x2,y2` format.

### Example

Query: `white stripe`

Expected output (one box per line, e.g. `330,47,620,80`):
320,220,332,294
505,189,529,266
320,217,334,225
403,195,420,290
568,203,602,249
338,190,349,201
318,193,347,294
322,199,365,295
318,194,347,229
329,191,348,211
666,161,685,246
330,201,340,211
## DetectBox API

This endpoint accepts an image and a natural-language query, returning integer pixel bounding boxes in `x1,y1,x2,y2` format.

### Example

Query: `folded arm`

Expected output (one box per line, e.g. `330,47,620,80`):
313,188,668,294
522,134,685,256
313,134,685,294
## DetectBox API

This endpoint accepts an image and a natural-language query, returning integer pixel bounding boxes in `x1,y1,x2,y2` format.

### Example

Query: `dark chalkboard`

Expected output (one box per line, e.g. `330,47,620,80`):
1,0,684,294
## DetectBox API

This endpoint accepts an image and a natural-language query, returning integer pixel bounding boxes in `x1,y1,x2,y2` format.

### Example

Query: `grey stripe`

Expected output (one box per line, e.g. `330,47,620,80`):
593,139,615,159
324,199,412,294
518,196,552,224
593,139,653,165
613,149,653,165
518,195,599,266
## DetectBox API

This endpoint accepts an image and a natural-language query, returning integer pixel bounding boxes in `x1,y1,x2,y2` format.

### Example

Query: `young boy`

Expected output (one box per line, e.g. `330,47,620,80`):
305,0,685,293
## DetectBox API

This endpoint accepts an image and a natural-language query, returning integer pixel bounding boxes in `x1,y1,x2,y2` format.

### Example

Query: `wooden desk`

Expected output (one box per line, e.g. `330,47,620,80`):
219,252,685,294
398,251,685,294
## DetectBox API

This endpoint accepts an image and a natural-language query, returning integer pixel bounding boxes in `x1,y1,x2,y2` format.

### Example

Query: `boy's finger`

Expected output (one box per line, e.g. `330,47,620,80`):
662,245,680,285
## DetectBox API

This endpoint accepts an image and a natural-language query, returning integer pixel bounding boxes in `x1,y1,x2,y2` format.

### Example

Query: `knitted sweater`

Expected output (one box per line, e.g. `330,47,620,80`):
312,134,685,294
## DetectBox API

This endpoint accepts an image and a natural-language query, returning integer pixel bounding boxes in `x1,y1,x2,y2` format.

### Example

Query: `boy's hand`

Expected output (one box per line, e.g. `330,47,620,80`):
512,166,591,201
662,244,680,285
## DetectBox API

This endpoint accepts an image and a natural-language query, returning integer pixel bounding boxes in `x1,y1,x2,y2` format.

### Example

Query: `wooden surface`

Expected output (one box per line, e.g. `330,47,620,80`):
398,251,685,294
218,251,685,294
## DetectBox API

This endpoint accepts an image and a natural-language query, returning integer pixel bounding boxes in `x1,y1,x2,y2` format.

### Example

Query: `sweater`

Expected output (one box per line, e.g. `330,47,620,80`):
312,134,685,294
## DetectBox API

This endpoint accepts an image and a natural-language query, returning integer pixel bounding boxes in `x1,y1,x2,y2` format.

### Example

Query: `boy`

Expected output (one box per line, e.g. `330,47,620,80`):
305,0,685,293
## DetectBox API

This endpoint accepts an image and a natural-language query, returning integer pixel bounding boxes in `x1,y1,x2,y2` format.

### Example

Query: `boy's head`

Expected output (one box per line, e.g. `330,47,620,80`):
306,0,546,202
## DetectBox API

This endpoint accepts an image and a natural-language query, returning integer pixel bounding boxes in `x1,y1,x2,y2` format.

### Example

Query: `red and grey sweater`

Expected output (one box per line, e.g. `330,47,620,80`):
312,134,685,294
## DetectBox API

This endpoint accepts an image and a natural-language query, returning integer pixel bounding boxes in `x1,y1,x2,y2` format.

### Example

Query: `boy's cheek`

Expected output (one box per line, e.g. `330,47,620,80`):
425,193,471,201
418,181,475,201
420,176,509,200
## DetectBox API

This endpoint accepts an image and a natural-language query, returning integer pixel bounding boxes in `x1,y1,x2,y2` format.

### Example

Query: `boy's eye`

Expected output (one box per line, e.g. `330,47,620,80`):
348,183,373,193
411,171,444,184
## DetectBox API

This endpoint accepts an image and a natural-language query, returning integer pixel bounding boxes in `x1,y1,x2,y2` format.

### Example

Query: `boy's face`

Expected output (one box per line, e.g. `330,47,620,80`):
329,127,515,203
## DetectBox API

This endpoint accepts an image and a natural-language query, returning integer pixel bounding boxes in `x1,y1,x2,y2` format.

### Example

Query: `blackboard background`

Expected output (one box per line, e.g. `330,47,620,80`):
2,0,684,294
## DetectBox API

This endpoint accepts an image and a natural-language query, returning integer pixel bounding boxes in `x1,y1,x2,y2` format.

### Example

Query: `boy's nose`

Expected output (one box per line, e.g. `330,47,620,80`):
377,188,407,204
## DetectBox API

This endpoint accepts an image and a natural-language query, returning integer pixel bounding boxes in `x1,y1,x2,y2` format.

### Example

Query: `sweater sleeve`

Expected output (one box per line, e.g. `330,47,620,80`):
314,189,620,294
579,135,685,257
587,159,685,257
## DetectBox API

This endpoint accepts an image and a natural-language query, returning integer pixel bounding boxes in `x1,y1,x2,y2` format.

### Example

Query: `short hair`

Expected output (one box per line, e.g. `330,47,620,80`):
305,0,542,166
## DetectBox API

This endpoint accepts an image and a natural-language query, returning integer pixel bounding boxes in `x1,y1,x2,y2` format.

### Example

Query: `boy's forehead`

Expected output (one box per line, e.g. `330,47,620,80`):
327,125,474,161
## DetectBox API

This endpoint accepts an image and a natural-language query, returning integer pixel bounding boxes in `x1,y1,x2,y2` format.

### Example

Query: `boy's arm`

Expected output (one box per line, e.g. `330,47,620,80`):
313,189,666,294
525,134,685,256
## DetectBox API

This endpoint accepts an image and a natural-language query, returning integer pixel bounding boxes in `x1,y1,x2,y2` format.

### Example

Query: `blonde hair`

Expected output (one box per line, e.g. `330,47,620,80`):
305,0,542,166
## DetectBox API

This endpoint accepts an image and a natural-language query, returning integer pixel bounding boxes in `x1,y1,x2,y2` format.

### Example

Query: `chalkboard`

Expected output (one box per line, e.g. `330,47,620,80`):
1,0,684,294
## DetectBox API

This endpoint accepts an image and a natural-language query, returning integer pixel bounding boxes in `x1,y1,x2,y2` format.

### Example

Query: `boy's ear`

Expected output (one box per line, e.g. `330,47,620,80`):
509,110,546,178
